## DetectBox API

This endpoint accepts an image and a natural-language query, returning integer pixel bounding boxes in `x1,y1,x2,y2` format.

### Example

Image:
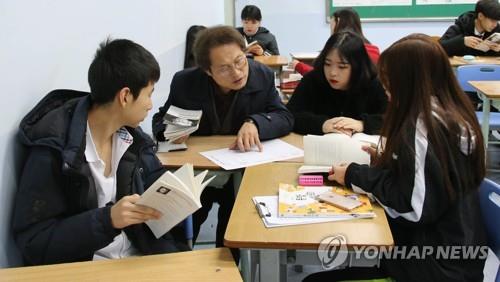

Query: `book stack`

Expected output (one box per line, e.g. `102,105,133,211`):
278,183,375,218
158,106,202,152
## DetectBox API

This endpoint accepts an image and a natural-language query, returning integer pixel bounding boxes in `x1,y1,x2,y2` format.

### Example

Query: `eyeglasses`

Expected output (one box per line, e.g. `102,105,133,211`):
212,55,247,77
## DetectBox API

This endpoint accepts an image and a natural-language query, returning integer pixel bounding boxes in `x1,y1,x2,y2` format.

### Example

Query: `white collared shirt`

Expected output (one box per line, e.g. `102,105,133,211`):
474,27,485,37
85,123,139,260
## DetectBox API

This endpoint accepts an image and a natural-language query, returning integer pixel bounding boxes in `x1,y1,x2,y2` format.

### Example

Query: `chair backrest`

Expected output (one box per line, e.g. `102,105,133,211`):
479,178,500,258
456,64,500,92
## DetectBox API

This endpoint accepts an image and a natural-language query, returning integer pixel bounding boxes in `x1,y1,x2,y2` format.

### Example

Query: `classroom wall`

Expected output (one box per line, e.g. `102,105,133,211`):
234,0,454,56
0,0,225,268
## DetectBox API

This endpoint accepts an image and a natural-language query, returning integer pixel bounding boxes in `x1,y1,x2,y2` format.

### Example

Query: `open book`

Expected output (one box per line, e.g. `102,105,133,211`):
245,38,259,51
136,163,215,238
298,133,380,174
474,33,500,52
278,183,375,218
159,106,202,152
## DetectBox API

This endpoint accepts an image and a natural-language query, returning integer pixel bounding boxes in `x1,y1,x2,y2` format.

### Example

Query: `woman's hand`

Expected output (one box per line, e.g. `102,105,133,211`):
322,118,353,136
330,117,364,133
327,163,349,186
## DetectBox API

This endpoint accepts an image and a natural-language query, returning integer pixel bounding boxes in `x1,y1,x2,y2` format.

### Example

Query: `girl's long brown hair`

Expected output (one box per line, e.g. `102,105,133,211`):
376,34,485,198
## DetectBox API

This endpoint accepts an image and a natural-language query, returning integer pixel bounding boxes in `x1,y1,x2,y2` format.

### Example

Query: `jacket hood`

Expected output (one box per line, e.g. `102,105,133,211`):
19,89,90,150
19,89,91,168
455,11,476,31
256,26,270,35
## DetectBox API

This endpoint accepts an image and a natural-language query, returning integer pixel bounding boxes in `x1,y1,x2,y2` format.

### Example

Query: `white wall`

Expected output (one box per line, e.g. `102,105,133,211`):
234,0,454,56
0,0,225,268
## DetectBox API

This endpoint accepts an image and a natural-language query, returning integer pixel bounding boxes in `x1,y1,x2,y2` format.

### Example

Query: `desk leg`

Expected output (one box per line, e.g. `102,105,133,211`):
482,94,491,149
240,249,251,282
259,249,286,282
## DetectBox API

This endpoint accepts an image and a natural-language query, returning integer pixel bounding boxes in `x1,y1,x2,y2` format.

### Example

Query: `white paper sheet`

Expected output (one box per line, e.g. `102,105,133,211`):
200,139,304,170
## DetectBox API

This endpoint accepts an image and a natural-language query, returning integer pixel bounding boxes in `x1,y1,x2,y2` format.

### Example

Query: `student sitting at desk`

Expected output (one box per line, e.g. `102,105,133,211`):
440,0,500,56
13,39,189,265
237,5,280,56
291,8,380,75
287,31,387,136
308,34,487,282
152,26,293,253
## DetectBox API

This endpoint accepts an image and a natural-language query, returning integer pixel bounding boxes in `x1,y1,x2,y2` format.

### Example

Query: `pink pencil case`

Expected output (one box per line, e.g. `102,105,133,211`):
298,175,324,186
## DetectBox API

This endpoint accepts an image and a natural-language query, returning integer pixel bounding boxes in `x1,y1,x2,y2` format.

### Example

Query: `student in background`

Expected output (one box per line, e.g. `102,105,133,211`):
152,26,293,254
287,31,387,136
440,0,500,56
307,34,487,282
13,39,189,265
237,5,280,56
291,8,380,75
184,25,206,69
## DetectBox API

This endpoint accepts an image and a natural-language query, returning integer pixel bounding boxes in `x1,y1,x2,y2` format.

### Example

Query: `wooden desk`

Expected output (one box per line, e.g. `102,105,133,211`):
157,133,304,170
253,55,288,68
290,52,319,66
469,81,500,147
450,56,500,67
224,163,394,281
0,248,242,282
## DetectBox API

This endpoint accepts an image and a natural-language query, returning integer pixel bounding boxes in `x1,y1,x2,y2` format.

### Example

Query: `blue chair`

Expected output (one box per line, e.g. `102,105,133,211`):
456,65,500,145
184,215,194,249
456,64,500,92
479,179,500,282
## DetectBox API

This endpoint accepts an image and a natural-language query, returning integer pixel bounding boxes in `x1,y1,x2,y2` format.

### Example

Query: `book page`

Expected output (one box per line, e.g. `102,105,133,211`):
173,164,196,198
136,180,200,238
135,164,216,238
167,105,202,120
303,134,370,166
162,106,202,142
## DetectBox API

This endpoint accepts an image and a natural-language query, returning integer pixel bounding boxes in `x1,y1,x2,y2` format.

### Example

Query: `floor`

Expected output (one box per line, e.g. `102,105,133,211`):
193,143,500,282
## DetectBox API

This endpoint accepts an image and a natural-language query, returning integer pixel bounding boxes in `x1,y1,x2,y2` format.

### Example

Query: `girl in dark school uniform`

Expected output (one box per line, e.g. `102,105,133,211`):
287,31,388,136
305,34,487,282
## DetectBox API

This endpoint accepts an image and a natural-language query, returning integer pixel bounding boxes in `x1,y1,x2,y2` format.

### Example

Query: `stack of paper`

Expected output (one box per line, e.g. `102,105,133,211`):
163,106,202,142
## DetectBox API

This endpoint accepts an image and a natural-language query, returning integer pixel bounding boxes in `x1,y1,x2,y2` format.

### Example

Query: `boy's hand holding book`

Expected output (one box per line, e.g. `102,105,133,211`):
111,194,162,229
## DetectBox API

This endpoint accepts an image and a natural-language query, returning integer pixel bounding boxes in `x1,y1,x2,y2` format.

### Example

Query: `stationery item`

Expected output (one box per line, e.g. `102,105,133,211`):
298,175,324,186
200,139,303,170
278,183,375,218
136,163,216,238
157,141,187,152
252,196,361,228
317,191,363,211
297,133,381,174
